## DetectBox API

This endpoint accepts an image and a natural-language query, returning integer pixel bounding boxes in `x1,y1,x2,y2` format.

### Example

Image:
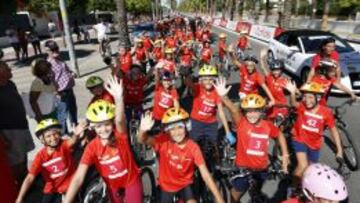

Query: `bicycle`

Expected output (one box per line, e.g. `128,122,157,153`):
82,166,156,203
327,99,360,171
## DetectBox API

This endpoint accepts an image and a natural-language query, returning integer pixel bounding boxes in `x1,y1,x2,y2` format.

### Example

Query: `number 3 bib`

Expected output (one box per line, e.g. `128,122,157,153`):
246,132,269,157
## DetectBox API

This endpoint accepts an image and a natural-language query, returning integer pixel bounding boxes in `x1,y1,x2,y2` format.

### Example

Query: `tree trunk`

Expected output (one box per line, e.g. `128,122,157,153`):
320,0,330,30
115,0,131,48
264,0,270,22
295,0,300,17
281,0,292,29
311,0,317,19
238,0,244,20
228,0,235,20
222,0,227,19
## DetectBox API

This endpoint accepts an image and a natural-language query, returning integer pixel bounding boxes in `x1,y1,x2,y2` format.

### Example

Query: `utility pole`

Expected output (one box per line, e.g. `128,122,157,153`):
59,0,79,76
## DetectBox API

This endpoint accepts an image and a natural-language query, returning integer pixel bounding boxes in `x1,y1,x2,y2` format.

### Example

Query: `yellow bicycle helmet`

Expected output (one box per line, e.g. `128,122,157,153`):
154,39,162,45
165,48,175,54
198,65,218,77
162,107,189,125
219,33,227,38
35,118,62,137
241,94,266,109
86,76,104,89
300,82,325,95
86,99,115,123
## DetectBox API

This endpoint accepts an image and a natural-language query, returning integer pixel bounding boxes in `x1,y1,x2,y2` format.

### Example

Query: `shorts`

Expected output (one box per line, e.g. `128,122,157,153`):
0,129,35,166
190,119,218,145
41,193,63,203
231,170,268,192
160,184,195,203
292,141,320,163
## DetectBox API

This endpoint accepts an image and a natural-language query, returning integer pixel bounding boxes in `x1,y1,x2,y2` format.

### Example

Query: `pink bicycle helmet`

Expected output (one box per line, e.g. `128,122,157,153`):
302,163,348,201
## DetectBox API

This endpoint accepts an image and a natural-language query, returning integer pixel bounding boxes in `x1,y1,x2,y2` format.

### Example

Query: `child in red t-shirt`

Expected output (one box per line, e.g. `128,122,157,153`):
230,50,275,105
285,81,343,188
64,77,142,203
259,50,290,120
200,40,213,65
117,44,133,76
187,65,233,158
16,118,87,203
138,108,225,203
213,77,289,202
152,71,179,130
309,58,359,106
86,75,114,106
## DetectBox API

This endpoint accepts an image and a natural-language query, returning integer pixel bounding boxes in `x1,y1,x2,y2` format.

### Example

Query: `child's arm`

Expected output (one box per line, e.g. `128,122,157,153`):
260,83,275,106
277,132,290,173
285,81,300,108
104,76,126,133
63,164,89,203
67,120,88,147
198,164,225,203
329,126,343,159
15,174,36,203
217,103,230,135
259,49,270,75
333,81,359,101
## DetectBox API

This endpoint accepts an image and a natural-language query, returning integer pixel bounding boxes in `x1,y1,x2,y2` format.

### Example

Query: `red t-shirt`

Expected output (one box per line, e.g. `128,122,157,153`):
292,103,335,150
29,140,75,194
89,90,114,106
180,47,194,66
143,37,153,50
201,47,212,64
118,52,133,74
265,74,289,119
235,117,279,170
282,198,301,203
190,84,221,123
185,32,194,41
135,47,147,62
195,30,202,41
237,36,248,50
160,59,176,73
153,133,205,192
239,65,264,94
153,84,179,120
153,47,164,61
311,51,340,70
218,40,227,60
80,130,140,189
123,76,147,106
311,75,336,106
165,37,176,48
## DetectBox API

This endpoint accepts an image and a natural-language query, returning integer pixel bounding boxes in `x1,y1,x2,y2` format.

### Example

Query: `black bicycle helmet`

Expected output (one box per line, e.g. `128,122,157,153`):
269,59,285,70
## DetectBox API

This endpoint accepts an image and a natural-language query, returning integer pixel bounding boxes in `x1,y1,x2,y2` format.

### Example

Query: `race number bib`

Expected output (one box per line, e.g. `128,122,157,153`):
159,92,173,108
301,111,324,133
198,100,216,116
42,157,68,179
246,133,269,157
99,155,128,180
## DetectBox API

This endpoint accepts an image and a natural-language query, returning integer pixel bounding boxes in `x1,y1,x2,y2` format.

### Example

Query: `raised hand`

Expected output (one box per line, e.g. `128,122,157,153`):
139,112,155,132
104,75,123,101
73,120,88,138
285,80,297,94
213,77,231,97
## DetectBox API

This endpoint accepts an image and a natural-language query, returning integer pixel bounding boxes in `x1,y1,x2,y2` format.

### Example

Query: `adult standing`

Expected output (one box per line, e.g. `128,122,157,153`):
28,27,42,56
93,18,110,56
0,61,35,185
45,40,78,134
48,19,57,39
17,28,28,61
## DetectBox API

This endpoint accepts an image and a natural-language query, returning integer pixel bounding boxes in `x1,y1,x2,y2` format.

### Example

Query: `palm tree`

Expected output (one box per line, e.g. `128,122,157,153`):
264,0,270,22
311,0,317,19
320,0,330,30
115,0,131,47
281,0,292,29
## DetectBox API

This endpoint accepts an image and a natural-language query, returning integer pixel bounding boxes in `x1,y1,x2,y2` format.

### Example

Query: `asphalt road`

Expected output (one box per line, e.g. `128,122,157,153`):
211,25,360,202
6,23,360,202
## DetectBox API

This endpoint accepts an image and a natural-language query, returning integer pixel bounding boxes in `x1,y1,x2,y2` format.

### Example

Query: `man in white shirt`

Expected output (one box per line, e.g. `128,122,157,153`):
93,18,110,56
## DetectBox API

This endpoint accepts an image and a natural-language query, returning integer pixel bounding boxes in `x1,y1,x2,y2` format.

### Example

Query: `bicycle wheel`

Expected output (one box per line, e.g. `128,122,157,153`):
141,167,157,203
337,125,360,170
83,177,108,203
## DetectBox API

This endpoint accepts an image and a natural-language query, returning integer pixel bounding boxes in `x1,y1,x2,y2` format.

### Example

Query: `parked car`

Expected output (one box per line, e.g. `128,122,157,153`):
268,29,360,94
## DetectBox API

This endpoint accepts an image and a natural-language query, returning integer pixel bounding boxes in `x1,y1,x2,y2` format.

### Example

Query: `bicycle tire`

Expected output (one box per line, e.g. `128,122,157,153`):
141,167,157,203
83,177,108,203
337,125,360,171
